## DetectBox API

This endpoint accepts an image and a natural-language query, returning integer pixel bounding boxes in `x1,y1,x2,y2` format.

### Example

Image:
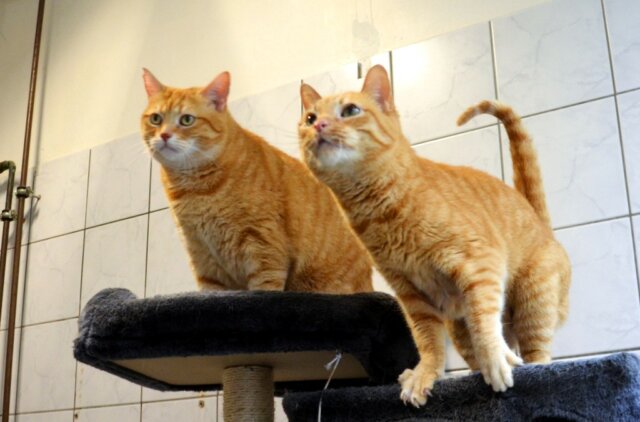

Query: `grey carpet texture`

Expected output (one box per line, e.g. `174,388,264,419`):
283,352,640,422
73,288,418,393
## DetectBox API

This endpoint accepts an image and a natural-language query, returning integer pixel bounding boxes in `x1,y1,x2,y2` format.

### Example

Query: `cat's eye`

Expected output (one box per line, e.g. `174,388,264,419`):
306,113,317,126
179,114,196,127
149,113,163,126
341,104,361,118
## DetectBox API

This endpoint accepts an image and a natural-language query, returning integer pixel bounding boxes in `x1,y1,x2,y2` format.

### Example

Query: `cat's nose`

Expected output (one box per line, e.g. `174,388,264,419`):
314,120,329,132
160,133,171,142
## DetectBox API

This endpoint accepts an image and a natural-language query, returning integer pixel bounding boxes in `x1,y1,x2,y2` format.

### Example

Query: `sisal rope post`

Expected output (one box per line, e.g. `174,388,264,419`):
223,365,274,422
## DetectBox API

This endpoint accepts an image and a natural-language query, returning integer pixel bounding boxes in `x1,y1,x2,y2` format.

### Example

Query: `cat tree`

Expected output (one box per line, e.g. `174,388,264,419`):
74,288,418,421
75,288,640,421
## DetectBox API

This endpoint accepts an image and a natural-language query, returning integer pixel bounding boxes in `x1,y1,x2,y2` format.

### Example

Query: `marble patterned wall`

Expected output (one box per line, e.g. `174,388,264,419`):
0,0,639,420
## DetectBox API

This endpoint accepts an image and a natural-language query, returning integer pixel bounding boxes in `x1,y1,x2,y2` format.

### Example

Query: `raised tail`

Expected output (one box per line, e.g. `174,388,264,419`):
457,100,551,228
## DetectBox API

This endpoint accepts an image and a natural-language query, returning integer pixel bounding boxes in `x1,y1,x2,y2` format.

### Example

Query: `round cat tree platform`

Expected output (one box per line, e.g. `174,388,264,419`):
73,288,418,422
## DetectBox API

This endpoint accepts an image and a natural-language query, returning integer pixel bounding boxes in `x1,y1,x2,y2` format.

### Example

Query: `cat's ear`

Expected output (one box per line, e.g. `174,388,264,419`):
300,83,321,110
142,68,165,98
201,71,231,112
361,65,394,113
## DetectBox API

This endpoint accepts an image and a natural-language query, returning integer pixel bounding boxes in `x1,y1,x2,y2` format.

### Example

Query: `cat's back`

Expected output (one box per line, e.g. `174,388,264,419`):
413,157,552,244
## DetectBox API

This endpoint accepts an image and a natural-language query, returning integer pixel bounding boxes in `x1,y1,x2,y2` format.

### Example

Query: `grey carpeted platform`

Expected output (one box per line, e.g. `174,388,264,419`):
283,352,640,422
73,288,418,394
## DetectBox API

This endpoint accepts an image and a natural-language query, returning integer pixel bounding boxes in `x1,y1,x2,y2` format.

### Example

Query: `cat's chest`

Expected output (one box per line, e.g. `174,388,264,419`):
172,198,234,245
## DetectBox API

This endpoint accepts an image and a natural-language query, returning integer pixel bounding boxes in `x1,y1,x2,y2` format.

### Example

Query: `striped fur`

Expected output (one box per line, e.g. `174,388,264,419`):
298,65,571,407
140,69,372,293
457,100,551,227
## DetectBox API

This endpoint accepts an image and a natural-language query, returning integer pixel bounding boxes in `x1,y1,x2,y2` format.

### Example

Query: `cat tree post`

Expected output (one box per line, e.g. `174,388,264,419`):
222,365,274,422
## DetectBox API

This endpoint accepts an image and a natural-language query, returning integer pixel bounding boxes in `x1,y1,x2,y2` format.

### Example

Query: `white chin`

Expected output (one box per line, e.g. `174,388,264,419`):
316,147,361,168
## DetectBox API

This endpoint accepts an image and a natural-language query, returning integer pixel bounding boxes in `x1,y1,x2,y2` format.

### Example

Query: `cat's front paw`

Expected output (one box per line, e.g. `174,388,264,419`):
479,344,522,392
398,366,436,408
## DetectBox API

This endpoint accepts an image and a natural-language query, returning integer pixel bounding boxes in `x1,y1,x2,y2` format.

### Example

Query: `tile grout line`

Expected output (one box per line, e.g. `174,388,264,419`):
74,148,92,417
411,86,638,148
24,205,174,248
139,159,153,416
410,123,500,147
488,20,506,183
11,393,220,417
599,0,640,296
553,214,634,232
141,159,154,418
15,316,77,330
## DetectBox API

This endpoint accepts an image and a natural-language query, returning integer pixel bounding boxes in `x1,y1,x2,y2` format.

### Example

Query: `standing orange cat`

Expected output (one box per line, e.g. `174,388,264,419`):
298,65,570,406
140,69,373,293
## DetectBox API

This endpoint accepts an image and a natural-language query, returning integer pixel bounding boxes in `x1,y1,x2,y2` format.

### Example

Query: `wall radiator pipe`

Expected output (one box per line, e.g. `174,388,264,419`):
2,0,46,420
0,161,17,333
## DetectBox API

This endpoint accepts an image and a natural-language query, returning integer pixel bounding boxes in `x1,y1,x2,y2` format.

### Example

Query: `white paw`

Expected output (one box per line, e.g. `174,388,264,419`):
480,344,522,392
398,367,433,408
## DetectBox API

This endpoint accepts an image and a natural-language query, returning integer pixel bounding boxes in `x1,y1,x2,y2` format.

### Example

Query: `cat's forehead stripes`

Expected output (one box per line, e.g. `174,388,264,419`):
148,87,205,114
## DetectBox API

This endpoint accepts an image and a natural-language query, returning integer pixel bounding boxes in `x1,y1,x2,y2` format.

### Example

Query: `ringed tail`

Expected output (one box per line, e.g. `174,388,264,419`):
457,100,551,228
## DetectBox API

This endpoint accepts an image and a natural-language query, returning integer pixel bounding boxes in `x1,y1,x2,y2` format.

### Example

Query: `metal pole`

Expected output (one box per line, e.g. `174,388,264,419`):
2,0,46,420
0,162,17,331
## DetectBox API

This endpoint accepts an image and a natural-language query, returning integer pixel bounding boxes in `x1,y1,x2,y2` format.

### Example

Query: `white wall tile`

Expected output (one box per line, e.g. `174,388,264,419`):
618,90,640,213
553,218,640,357
23,232,83,325
393,23,496,142
142,396,217,422
76,404,140,422
86,134,151,227
29,150,89,242
634,216,640,276
274,396,287,422
228,81,302,159
502,98,627,228
302,53,390,95
146,209,195,297
1,247,26,330
13,410,73,422
414,126,502,180
16,319,77,413
81,215,147,307
493,0,613,116
604,0,640,92
372,268,394,296
75,363,141,409
445,339,468,371
149,159,168,212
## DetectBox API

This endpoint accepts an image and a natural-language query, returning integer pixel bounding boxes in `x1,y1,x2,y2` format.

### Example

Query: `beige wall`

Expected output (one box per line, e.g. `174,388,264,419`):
0,0,547,166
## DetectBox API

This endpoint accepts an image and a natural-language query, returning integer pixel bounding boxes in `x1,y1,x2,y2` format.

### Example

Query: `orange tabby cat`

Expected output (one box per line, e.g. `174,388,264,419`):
140,69,373,293
298,65,570,406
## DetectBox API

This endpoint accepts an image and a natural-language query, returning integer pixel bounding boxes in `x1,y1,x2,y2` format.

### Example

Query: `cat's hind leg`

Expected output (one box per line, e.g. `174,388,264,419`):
511,251,568,363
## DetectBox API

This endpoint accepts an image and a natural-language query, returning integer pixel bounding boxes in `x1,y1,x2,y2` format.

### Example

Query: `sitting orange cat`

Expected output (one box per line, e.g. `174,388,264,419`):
140,69,373,293
298,65,570,406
